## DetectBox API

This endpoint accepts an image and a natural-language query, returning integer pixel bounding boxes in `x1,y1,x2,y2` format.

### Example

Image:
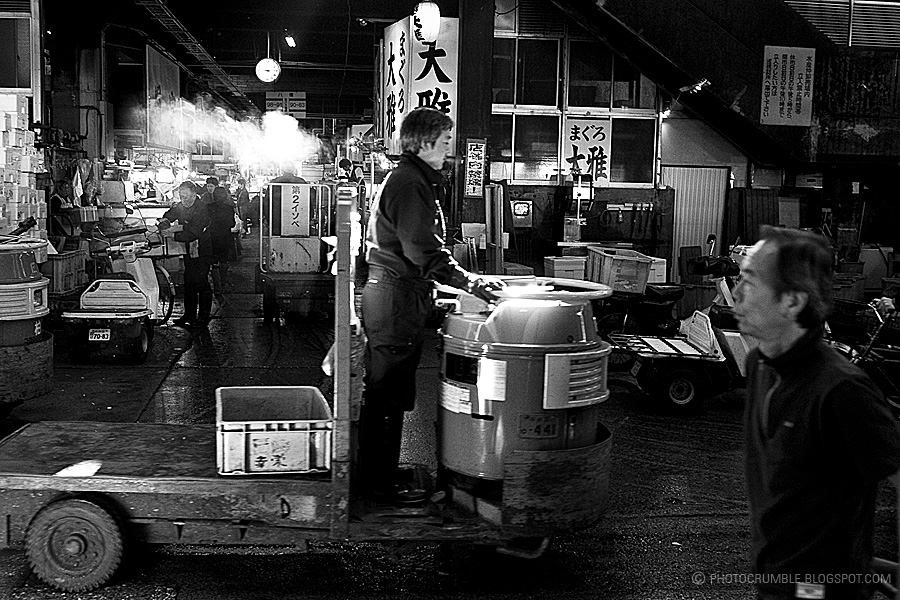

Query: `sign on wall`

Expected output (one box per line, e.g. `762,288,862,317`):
382,17,459,154
760,46,815,127
464,139,486,198
562,117,611,187
266,91,307,119
146,45,182,150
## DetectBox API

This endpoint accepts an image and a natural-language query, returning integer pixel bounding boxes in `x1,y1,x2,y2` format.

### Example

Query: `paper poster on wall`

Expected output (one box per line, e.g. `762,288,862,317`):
381,17,459,154
464,139,486,198
760,46,815,127
562,117,611,187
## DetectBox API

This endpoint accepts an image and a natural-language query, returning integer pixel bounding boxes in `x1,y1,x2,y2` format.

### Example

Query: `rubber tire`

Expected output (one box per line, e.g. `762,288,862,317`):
25,498,124,592
659,368,706,413
596,312,636,372
125,322,150,365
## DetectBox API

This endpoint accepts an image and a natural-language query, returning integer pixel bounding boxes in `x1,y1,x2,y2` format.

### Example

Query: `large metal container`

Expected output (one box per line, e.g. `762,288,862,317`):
438,298,610,481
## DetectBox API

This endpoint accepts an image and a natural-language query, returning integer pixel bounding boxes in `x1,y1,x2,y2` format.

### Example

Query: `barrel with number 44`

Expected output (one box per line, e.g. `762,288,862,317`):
438,299,611,483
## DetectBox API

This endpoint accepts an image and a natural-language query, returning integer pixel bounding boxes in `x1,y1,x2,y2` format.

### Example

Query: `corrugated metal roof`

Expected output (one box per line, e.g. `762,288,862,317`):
785,0,900,47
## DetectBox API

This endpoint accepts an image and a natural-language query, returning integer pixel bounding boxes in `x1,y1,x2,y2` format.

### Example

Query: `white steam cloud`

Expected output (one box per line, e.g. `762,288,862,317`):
144,97,321,173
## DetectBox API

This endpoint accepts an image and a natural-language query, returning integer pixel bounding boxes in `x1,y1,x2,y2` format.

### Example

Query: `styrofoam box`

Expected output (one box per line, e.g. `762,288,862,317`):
647,257,667,283
544,256,586,280
0,94,28,115
217,386,334,476
4,112,27,130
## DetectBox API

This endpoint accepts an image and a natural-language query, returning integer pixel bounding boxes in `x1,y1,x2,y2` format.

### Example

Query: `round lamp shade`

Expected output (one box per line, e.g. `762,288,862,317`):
413,1,441,44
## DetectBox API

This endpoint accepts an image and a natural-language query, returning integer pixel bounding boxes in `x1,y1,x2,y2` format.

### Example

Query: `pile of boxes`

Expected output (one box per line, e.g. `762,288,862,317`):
0,93,47,251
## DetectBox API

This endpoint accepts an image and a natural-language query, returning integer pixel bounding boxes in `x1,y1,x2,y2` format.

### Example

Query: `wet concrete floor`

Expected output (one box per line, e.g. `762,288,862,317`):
1,234,897,599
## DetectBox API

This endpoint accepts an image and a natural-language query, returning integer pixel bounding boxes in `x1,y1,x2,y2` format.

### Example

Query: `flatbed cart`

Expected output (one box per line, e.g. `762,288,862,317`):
610,310,751,413
0,199,615,592
258,181,366,321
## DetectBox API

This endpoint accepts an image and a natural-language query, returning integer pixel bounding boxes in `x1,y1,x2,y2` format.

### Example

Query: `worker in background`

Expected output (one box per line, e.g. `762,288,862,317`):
359,107,505,506
269,162,307,184
206,186,238,307
157,181,213,328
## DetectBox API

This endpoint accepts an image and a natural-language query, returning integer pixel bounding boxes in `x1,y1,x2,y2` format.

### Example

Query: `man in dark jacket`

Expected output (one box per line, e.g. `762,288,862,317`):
360,107,504,505
206,186,237,306
734,226,900,600
158,181,213,328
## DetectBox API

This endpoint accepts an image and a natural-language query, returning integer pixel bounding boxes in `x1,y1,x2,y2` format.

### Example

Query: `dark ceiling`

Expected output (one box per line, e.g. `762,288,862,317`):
45,0,459,119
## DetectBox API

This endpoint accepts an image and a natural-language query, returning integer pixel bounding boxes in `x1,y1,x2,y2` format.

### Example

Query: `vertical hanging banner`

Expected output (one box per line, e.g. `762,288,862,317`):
562,117,611,187
464,139,486,197
760,46,815,127
382,17,459,154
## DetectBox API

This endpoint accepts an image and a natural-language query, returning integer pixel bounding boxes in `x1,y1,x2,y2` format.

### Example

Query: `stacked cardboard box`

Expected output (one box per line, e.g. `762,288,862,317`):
0,93,47,255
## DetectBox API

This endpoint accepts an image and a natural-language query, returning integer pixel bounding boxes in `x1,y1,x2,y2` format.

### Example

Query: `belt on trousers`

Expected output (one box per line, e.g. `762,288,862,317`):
367,265,432,293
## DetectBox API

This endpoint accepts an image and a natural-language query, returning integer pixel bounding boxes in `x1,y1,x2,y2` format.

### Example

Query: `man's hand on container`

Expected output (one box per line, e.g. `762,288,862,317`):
156,218,171,231
467,275,506,303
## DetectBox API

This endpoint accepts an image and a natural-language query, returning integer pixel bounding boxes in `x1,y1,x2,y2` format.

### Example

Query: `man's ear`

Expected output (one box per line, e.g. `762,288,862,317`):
781,290,809,320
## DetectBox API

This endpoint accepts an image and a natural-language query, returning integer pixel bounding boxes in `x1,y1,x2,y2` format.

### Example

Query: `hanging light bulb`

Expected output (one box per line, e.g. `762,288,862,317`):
413,1,441,44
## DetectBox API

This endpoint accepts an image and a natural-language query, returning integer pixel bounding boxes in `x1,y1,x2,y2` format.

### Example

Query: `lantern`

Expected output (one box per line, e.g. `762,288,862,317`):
413,1,441,44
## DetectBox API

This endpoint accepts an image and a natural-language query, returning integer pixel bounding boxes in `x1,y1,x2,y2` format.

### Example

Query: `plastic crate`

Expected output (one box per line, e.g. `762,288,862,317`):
216,386,333,476
39,249,86,294
544,256,586,280
586,247,652,294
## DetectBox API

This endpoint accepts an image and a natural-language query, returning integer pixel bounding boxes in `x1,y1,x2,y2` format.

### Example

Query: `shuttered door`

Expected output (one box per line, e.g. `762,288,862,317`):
660,166,730,282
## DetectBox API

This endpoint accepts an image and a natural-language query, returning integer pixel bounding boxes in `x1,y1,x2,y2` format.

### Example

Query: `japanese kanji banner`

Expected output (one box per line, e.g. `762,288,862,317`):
381,17,459,154
760,46,815,127
563,117,611,187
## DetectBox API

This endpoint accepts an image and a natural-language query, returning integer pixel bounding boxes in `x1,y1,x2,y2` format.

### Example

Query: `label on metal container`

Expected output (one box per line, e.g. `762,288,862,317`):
477,358,507,402
518,413,560,439
440,380,472,414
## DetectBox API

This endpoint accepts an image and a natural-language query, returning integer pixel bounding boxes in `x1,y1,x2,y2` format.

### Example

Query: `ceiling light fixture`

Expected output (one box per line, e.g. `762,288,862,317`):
413,1,441,44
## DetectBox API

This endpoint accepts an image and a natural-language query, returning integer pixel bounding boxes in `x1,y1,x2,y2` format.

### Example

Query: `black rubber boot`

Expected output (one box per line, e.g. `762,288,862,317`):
196,292,213,327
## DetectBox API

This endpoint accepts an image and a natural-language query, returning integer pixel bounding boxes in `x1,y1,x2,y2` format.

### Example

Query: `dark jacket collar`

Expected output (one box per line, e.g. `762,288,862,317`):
762,324,826,373
400,151,443,185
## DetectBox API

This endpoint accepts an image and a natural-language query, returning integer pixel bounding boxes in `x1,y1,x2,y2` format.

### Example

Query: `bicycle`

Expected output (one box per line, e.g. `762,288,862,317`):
829,299,900,415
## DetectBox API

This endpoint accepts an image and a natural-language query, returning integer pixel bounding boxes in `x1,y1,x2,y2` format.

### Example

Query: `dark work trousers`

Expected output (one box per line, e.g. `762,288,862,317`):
183,255,213,321
359,265,431,492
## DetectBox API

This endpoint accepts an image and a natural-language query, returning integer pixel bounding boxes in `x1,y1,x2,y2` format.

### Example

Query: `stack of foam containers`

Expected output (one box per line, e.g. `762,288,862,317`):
0,93,47,259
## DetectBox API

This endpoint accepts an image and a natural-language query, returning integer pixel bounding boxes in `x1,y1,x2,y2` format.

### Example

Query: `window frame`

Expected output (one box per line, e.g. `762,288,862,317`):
491,27,662,188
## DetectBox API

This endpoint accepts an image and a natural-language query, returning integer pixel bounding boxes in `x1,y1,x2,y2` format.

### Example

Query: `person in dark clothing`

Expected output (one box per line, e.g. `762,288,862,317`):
235,177,250,246
269,162,307,184
360,107,504,505
157,181,213,328
734,226,900,600
206,186,237,305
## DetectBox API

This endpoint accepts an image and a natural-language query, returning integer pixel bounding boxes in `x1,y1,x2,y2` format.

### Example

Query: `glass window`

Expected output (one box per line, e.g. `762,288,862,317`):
489,114,513,181
494,0,517,33
613,57,656,109
514,115,559,180
0,18,31,88
517,40,558,106
568,41,612,108
610,119,655,183
492,38,515,104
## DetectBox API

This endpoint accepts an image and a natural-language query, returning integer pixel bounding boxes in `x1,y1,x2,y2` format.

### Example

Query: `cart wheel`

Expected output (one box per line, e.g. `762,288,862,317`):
263,283,279,322
596,312,636,371
659,369,706,413
25,498,124,592
125,322,150,365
